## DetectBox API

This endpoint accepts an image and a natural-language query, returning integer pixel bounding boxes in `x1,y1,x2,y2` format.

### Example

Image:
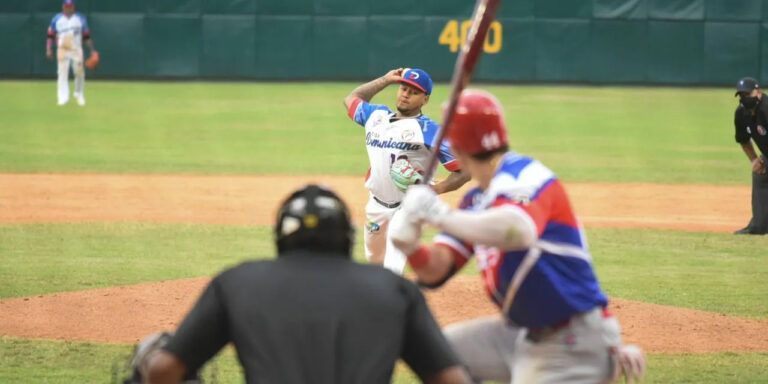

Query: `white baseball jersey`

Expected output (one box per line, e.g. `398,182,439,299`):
348,98,460,204
48,12,90,51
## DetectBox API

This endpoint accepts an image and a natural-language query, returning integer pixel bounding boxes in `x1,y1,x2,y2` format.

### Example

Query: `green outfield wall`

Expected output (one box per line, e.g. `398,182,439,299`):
1,0,767,84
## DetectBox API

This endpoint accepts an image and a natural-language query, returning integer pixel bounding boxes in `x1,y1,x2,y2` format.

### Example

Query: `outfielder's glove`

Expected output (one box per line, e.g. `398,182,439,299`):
390,158,423,191
85,51,99,70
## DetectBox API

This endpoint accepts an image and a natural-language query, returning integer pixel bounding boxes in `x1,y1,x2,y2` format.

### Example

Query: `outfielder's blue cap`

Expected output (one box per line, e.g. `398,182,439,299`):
398,68,433,95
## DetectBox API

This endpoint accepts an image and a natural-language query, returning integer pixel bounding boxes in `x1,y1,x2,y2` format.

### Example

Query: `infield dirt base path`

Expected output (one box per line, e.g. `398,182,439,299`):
1,173,766,353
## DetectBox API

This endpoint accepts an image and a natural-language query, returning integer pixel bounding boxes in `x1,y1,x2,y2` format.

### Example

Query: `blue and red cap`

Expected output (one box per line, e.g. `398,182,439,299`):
398,68,433,95
63,0,75,5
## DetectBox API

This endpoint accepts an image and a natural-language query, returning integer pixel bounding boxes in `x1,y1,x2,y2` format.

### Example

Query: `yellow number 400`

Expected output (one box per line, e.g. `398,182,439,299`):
438,19,502,54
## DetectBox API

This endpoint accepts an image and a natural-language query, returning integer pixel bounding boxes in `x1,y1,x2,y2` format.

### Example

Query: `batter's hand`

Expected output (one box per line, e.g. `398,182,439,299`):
401,185,450,225
383,68,405,85
46,49,53,60
752,157,766,174
617,344,646,383
389,209,422,255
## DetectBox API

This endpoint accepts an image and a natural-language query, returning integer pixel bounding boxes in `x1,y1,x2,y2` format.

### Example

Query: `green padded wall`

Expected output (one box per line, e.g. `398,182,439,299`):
88,13,145,77
255,16,312,78
590,20,648,83
1,0,767,85
201,15,256,77
0,14,32,75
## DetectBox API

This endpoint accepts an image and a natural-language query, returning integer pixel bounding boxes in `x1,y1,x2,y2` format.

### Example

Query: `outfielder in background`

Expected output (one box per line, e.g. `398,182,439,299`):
344,67,470,274
732,77,768,235
46,0,98,106
390,90,646,384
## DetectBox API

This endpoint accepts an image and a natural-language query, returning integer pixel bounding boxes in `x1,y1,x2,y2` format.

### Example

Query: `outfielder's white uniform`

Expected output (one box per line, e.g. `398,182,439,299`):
347,98,460,274
48,12,89,105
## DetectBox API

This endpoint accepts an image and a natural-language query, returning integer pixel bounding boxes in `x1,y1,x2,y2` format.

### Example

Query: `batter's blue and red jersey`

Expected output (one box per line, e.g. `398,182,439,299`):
434,152,608,329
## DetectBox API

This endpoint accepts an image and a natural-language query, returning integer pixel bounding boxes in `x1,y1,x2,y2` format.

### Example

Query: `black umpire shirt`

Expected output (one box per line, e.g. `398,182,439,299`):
163,251,459,383
735,93,768,156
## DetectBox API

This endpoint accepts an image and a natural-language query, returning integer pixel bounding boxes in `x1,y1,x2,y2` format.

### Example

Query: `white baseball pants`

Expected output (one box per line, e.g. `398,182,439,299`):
363,194,407,274
57,47,84,104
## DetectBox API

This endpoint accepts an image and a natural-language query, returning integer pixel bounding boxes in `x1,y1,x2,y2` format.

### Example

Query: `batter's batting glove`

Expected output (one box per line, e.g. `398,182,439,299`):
401,185,450,225
390,158,424,192
617,344,646,383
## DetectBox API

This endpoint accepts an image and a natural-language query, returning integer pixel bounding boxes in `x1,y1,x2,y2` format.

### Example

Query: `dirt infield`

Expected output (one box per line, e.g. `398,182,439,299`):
1,173,766,353
0,173,751,232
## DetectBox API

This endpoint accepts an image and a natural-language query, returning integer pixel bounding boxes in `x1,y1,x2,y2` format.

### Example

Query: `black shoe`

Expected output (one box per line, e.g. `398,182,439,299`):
734,227,767,235
734,227,753,235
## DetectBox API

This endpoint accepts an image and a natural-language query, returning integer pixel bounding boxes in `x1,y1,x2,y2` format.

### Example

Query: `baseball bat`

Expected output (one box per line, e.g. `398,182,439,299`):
422,0,502,182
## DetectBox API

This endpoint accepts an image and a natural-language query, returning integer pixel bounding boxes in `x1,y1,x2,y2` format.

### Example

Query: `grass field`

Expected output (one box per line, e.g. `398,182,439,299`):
1,80,767,383
0,80,749,183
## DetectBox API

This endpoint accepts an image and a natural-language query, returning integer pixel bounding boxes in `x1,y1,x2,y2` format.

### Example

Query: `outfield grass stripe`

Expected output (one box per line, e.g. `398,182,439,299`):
0,81,754,185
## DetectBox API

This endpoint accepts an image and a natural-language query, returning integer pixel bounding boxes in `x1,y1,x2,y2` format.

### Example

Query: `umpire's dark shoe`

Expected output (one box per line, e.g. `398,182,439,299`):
734,227,750,234
733,227,765,235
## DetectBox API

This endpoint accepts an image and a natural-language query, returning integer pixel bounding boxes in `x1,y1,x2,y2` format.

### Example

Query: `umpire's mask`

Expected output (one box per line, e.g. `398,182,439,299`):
275,184,355,257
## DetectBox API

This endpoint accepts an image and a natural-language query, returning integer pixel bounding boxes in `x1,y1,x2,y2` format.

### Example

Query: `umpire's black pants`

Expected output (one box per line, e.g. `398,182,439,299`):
747,155,768,234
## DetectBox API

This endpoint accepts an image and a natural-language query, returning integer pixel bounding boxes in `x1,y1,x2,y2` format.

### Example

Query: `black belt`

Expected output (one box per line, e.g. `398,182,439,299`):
373,196,401,209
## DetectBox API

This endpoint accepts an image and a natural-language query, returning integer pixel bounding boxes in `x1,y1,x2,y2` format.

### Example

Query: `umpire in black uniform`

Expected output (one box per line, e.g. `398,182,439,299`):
733,77,768,235
145,185,470,384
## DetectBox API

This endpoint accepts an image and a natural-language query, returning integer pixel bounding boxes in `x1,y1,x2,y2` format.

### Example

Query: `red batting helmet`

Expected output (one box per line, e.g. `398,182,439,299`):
447,89,508,155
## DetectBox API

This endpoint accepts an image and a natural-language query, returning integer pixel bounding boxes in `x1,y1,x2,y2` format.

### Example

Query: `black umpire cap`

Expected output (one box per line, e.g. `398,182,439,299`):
736,77,760,96
275,184,355,256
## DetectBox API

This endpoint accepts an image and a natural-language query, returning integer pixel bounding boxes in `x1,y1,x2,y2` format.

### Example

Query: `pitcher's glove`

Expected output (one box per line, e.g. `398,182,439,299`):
390,158,423,191
85,51,99,70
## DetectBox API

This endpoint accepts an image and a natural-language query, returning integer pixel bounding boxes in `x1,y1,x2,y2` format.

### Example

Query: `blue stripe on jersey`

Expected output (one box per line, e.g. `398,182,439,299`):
353,101,391,126
540,221,584,247
458,187,483,209
499,250,607,328
419,116,456,165
51,13,63,31
530,177,556,200
498,156,534,179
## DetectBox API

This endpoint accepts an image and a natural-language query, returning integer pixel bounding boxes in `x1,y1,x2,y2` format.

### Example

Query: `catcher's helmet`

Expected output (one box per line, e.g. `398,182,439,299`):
447,89,508,156
275,185,354,256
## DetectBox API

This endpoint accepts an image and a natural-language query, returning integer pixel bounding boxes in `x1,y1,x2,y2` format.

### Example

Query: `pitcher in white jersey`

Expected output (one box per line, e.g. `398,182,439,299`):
46,0,97,106
343,68,470,274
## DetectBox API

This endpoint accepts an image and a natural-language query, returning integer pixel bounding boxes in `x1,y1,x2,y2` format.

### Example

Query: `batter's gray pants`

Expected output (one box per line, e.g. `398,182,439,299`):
443,308,621,384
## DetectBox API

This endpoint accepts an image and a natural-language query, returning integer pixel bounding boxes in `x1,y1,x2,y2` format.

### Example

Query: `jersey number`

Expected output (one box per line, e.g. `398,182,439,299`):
390,153,409,165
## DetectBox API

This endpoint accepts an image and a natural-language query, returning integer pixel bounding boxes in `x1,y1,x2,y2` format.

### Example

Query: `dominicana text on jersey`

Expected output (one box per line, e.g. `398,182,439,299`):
348,99,460,203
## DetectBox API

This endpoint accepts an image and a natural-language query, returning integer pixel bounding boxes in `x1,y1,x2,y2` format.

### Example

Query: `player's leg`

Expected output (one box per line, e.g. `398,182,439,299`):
512,308,621,384
382,209,407,274
364,196,388,264
443,316,518,383
57,50,70,105
73,48,85,106
750,155,768,234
